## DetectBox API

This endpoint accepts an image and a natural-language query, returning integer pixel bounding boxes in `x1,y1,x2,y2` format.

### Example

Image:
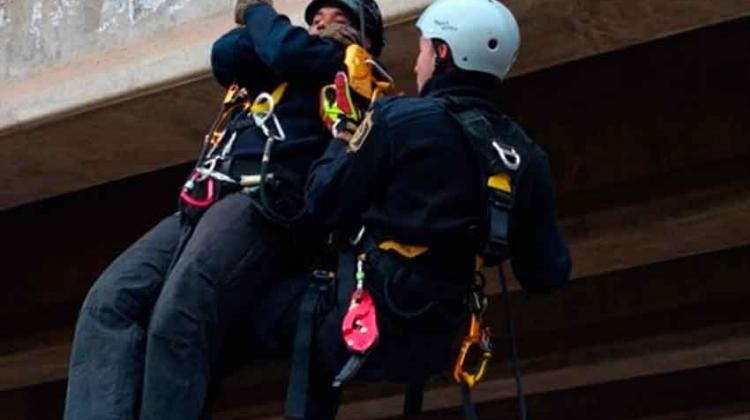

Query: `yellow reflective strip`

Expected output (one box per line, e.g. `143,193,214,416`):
378,240,429,259
487,173,512,193
249,83,288,113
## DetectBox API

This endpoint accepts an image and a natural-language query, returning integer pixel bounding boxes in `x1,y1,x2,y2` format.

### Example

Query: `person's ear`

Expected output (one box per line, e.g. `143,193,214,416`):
436,43,451,60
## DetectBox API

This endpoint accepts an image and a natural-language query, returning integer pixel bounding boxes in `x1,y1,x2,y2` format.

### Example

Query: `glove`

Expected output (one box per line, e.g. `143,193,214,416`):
319,22,361,47
320,72,362,142
234,0,273,25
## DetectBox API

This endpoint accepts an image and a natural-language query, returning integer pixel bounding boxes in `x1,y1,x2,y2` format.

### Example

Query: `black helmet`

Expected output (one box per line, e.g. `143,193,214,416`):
305,0,384,56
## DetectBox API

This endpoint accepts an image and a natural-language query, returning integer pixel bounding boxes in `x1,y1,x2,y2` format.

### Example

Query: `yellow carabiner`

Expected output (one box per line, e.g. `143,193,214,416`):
454,313,492,388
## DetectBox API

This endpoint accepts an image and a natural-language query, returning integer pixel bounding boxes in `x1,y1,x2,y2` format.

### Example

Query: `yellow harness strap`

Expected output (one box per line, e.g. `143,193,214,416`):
378,240,429,259
248,83,289,114
487,173,512,193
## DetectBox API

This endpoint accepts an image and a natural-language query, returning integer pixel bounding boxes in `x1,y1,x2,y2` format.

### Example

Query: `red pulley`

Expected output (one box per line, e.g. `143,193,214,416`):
341,289,379,353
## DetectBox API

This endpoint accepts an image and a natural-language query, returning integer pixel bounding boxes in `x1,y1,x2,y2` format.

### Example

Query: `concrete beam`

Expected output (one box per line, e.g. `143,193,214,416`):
1,1,750,208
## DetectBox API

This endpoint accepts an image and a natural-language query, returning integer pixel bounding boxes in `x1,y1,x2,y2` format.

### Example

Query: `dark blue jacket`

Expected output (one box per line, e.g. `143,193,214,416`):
306,72,571,293
210,3,346,178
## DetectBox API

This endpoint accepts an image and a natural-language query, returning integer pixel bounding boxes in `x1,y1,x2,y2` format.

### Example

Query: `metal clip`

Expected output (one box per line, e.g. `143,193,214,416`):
492,141,521,171
454,313,492,388
350,226,366,246
252,92,286,142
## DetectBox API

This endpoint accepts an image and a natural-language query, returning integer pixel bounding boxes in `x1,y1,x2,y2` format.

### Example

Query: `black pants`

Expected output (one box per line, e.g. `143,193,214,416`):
65,193,314,420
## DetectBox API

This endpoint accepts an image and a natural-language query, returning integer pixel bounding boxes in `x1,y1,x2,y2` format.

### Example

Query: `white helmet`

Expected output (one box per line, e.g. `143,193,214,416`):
416,0,520,80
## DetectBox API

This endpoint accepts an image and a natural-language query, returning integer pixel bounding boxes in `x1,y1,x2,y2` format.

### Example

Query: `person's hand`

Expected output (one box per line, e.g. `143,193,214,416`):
319,22,361,47
234,0,273,25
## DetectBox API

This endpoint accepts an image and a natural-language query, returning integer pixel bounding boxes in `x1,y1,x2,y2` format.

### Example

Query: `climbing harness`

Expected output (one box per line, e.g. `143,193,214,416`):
439,95,529,420
178,83,290,223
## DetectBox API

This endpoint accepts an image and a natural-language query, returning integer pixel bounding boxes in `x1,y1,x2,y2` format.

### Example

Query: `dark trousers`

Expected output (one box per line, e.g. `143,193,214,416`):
64,193,312,420
258,247,470,420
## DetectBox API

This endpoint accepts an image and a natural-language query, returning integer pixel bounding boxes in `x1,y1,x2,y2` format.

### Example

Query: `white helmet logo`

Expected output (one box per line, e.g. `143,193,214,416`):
433,19,458,31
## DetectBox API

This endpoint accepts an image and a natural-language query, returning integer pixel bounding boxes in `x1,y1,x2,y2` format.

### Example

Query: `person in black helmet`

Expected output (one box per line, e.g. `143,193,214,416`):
63,1,383,420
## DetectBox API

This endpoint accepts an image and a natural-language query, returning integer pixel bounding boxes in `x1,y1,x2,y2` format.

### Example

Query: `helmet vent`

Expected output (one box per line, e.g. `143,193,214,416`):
488,38,499,51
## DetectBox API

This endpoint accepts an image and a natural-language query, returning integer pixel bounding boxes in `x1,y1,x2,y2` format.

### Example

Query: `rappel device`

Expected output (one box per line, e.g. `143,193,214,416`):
341,257,379,354
319,6,394,136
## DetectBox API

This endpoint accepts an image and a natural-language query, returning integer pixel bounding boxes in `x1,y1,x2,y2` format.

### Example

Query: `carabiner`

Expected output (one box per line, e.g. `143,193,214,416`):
180,175,215,208
252,92,286,142
453,313,492,388
491,141,521,171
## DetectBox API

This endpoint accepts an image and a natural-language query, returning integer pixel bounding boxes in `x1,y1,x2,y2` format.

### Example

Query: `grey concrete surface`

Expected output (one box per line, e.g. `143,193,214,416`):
1,0,750,209
0,0,232,81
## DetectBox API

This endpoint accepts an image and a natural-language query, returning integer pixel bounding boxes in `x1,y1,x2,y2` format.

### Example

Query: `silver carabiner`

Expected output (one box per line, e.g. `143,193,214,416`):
365,58,395,85
197,157,219,181
491,141,521,171
350,226,366,246
251,92,286,142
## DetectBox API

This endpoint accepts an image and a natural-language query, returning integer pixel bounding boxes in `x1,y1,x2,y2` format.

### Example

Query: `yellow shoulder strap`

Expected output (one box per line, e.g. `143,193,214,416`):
378,240,429,259
249,82,289,114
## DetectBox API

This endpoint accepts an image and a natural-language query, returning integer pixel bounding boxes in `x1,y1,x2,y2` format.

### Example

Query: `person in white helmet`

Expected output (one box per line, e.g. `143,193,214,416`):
262,0,571,417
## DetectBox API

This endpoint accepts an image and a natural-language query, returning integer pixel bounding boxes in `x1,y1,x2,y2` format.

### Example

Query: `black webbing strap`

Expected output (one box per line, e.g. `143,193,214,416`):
284,279,329,419
460,384,480,420
439,96,505,174
337,249,357,312
403,382,425,416
332,353,370,387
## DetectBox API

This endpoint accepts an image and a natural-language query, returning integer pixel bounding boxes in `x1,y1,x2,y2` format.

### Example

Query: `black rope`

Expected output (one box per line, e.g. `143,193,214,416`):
358,0,367,47
498,265,528,420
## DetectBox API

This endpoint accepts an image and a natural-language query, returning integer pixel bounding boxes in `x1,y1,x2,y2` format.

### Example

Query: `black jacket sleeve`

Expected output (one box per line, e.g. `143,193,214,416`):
509,151,572,293
241,3,345,84
305,110,391,232
211,27,275,89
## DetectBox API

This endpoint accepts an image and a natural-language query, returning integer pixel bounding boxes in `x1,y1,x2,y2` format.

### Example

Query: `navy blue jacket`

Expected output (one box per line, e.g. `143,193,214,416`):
210,3,346,178
306,72,571,293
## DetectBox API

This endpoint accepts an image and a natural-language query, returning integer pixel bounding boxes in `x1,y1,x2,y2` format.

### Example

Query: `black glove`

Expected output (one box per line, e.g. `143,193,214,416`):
319,22,361,47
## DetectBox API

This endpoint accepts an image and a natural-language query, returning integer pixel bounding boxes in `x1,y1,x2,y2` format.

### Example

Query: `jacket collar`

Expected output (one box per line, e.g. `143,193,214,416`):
420,71,497,101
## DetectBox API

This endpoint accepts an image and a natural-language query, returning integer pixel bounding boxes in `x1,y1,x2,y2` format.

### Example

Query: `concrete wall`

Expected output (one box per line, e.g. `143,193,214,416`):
0,0,231,81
